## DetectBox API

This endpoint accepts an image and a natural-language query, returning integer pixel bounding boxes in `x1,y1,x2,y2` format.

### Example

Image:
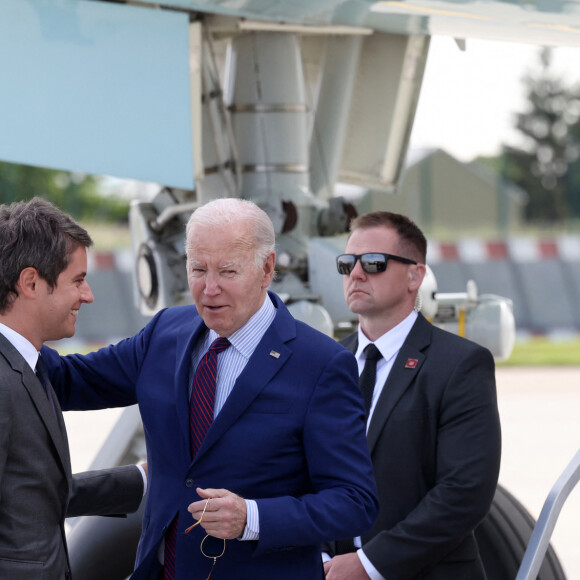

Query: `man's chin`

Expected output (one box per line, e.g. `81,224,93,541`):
46,330,75,343
201,313,228,335
346,299,368,314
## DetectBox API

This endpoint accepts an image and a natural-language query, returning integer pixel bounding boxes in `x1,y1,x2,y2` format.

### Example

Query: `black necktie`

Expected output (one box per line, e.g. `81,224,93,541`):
359,344,383,416
36,355,57,416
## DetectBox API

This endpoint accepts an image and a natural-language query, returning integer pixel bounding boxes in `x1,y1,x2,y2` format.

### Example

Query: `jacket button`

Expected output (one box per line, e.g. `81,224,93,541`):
185,478,195,488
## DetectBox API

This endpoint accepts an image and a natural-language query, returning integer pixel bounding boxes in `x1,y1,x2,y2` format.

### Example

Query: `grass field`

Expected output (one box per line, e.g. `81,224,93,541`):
498,336,580,366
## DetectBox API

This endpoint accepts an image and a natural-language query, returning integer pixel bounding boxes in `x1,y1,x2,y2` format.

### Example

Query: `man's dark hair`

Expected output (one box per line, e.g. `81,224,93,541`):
0,197,93,313
349,211,427,263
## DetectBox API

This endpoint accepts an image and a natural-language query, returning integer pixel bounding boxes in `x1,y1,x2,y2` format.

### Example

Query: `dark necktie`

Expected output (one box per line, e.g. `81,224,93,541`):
189,336,231,458
164,336,231,580
35,354,57,417
359,344,383,416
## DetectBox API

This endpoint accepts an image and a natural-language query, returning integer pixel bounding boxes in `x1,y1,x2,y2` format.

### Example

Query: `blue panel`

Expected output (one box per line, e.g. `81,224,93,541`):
0,0,193,188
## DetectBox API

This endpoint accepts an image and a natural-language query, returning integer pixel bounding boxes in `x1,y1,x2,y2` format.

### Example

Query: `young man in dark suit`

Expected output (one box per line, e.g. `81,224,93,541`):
0,198,145,580
325,211,501,580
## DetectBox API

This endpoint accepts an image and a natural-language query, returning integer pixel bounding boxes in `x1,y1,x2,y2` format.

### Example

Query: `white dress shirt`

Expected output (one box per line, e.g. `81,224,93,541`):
0,321,38,371
354,311,417,580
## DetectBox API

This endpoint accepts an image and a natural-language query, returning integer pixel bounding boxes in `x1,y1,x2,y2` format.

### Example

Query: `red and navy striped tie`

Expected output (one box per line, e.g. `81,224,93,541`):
163,336,231,579
189,337,231,457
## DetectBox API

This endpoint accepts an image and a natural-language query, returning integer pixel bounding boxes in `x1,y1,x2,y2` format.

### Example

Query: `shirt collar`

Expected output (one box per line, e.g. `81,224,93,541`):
0,321,40,371
205,294,276,360
356,310,417,363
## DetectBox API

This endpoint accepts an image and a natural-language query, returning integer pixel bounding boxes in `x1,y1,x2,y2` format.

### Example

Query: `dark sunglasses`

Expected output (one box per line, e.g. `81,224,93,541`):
336,252,417,275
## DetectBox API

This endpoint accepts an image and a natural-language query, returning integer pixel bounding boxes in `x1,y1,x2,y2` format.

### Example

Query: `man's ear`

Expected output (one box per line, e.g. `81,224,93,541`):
17,267,40,299
261,251,277,288
409,264,426,291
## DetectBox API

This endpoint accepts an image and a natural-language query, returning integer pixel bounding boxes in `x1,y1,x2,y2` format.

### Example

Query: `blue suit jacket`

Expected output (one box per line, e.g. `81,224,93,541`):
43,292,378,579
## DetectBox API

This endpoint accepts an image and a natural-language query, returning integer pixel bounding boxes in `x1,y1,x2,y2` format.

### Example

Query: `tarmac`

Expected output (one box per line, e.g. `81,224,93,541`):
495,366,580,579
64,366,580,579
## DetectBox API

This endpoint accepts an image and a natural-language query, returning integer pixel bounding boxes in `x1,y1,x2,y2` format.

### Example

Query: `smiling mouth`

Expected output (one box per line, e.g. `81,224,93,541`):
71,309,79,317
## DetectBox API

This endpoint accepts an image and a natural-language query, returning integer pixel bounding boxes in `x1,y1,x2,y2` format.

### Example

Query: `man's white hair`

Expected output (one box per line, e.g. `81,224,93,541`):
185,198,275,268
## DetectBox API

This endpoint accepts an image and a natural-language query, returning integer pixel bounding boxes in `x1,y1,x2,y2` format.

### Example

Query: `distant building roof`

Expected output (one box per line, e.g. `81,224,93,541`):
404,147,528,207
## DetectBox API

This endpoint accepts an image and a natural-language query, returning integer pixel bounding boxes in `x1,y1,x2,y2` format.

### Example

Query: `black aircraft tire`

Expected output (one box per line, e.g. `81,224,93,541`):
67,501,144,580
475,484,567,580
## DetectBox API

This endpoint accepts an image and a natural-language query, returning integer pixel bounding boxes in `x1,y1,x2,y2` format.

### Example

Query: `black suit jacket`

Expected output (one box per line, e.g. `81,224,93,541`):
340,314,501,580
0,334,144,580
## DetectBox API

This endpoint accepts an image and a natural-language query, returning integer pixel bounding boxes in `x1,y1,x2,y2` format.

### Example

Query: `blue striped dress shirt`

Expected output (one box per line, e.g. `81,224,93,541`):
190,294,277,540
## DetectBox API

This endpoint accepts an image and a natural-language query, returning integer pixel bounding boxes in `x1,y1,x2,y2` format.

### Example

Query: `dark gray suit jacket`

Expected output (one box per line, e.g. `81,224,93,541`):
0,334,144,580
339,314,501,580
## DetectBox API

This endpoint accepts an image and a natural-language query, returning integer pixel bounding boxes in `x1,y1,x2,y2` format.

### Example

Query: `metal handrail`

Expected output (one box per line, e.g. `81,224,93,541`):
515,447,580,580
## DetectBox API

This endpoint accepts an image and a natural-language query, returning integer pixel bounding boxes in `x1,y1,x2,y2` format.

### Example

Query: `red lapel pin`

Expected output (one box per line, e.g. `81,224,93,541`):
405,358,418,369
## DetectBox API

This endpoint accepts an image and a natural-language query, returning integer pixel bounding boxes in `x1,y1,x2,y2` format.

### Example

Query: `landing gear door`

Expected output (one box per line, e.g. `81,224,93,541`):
339,33,430,192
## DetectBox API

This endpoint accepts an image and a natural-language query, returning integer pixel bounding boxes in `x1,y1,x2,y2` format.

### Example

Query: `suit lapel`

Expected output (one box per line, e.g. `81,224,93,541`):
193,294,296,463
344,315,432,455
174,316,207,456
366,342,425,454
195,336,291,462
31,379,72,475
0,335,71,475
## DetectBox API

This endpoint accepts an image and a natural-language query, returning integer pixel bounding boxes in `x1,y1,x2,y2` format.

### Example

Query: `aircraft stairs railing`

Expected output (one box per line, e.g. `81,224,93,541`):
515,448,580,580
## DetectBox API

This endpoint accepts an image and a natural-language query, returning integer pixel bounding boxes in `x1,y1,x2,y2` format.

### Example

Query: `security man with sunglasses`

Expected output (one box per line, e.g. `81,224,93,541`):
325,211,501,580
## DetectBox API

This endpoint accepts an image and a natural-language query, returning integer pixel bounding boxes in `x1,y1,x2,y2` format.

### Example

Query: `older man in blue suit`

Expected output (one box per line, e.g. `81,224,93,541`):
43,198,378,580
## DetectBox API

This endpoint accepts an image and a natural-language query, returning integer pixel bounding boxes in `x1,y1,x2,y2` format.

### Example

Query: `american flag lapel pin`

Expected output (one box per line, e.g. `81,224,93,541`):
269,350,281,359
405,358,418,369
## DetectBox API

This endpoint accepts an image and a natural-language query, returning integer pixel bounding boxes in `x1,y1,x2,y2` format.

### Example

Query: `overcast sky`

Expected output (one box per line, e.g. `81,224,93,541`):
409,36,580,161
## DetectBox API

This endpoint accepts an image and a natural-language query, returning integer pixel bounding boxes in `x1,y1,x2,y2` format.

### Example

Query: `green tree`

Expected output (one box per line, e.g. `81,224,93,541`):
0,161,129,222
500,48,580,223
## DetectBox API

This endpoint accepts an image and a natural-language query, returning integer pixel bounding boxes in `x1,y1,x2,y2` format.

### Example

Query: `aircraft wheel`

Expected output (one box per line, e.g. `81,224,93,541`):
475,484,566,580
67,501,144,580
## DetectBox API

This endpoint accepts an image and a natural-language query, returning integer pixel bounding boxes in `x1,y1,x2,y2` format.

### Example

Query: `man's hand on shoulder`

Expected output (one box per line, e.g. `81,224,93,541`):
324,553,371,580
